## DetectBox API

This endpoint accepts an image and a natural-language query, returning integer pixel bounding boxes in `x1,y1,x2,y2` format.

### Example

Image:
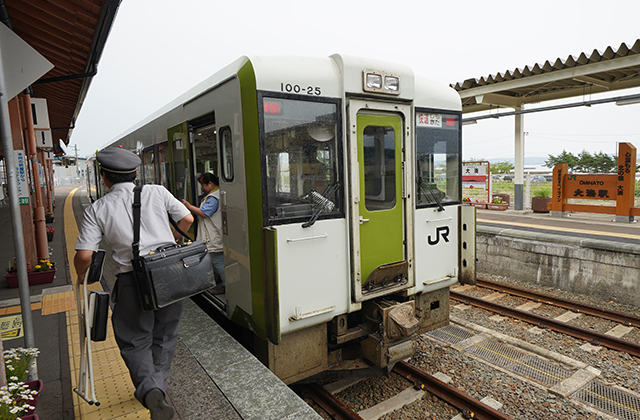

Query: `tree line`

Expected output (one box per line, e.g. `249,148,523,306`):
471,150,639,174
545,150,640,174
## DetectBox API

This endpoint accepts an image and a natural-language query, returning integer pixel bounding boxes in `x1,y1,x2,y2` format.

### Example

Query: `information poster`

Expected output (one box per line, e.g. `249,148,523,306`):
14,150,30,205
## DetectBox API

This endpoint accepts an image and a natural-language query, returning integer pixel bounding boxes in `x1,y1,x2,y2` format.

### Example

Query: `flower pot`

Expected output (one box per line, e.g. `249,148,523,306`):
19,415,39,420
19,379,44,415
487,203,508,211
492,193,510,207
472,203,487,209
4,268,56,288
531,196,552,213
47,232,54,242
45,216,54,223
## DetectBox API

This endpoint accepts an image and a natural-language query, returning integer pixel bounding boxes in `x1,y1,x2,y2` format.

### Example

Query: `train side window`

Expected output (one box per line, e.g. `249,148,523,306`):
156,142,169,188
142,146,155,185
261,96,342,225
220,126,233,182
415,111,461,207
363,125,396,211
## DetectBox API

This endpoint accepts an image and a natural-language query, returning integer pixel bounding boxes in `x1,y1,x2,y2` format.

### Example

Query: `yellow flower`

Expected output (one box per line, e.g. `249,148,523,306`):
35,265,41,270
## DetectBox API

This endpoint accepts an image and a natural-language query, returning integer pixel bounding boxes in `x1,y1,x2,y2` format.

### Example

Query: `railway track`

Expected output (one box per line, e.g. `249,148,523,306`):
450,289,640,358
392,361,512,420
302,362,513,420
475,276,640,328
303,278,640,419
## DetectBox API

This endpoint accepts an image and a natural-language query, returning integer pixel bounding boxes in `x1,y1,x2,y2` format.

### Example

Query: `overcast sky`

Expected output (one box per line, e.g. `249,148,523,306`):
69,0,640,163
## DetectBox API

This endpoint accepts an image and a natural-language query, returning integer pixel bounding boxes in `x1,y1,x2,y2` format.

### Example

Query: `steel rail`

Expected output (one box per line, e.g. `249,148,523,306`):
451,291,640,358
393,361,513,420
476,277,640,328
300,383,364,420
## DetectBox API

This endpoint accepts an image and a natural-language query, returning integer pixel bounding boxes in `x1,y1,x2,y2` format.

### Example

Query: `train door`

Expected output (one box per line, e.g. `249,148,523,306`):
156,142,170,188
349,100,414,302
142,146,155,185
167,122,191,202
191,123,218,177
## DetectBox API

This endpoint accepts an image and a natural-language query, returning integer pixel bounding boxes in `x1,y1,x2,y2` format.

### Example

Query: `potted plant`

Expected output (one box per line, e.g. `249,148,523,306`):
487,196,508,210
46,226,55,242
45,212,54,223
531,187,552,213
462,196,471,205
472,200,487,209
492,193,510,207
4,259,56,288
1,348,42,419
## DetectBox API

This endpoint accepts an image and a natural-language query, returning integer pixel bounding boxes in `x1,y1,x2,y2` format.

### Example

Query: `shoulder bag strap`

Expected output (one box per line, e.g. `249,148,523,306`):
132,185,143,260
167,215,194,243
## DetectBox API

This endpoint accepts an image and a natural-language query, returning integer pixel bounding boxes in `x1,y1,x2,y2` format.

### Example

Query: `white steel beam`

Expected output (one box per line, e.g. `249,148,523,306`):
572,76,613,90
458,55,640,99
475,93,524,108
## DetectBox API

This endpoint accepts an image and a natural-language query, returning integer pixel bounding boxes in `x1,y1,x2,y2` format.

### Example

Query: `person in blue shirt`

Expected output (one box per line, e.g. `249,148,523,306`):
181,173,225,294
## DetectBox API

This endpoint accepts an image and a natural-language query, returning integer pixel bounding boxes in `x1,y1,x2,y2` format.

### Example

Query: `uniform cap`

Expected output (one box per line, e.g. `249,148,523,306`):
97,148,141,173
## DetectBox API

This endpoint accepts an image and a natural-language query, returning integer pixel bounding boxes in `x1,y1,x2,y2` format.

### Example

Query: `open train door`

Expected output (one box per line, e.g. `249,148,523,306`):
348,100,414,302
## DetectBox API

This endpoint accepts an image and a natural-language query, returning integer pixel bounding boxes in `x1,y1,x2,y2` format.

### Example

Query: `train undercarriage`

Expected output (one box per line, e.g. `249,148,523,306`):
251,287,450,385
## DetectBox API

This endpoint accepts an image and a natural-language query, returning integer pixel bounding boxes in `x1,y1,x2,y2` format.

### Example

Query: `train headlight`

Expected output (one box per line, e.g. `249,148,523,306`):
366,73,382,89
363,70,401,95
384,76,399,92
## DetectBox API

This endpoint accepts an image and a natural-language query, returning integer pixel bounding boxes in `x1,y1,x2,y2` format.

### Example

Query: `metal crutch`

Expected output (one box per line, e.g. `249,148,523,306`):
73,250,106,406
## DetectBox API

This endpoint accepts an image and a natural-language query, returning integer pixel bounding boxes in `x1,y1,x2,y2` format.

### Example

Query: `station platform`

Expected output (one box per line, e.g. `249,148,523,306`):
476,207,640,246
0,185,321,420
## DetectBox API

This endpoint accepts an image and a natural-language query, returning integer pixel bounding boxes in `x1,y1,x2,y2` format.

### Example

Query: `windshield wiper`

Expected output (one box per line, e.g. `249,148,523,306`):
417,176,445,212
302,182,340,228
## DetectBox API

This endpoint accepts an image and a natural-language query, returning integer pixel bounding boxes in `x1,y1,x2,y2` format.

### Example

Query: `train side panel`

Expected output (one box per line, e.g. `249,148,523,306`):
274,220,350,336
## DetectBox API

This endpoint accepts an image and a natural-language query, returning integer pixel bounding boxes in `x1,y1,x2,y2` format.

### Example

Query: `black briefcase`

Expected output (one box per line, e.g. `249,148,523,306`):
130,185,216,311
133,241,215,310
89,291,109,341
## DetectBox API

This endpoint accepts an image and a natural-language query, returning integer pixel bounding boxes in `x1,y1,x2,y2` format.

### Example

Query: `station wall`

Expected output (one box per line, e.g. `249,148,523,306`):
476,226,640,308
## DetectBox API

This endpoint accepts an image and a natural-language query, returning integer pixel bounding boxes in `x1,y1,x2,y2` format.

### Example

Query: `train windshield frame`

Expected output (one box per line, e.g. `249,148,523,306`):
414,108,462,208
258,92,344,226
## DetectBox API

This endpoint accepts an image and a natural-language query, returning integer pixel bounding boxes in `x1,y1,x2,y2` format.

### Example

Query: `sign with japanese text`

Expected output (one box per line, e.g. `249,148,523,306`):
549,142,638,218
416,113,442,128
14,150,30,205
0,314,24,341
563,174,616,200
462,161,491,201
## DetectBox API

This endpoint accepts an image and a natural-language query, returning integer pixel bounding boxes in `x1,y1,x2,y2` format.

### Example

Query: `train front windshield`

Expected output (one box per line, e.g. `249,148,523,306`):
261,96,342,225
415,111,461,207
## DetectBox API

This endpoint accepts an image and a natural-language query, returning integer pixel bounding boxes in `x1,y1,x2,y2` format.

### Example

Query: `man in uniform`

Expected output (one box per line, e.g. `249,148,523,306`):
74,147,193,420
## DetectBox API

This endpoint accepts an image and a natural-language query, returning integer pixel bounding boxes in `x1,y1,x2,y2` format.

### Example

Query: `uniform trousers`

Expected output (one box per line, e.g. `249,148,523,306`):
111,272,184,405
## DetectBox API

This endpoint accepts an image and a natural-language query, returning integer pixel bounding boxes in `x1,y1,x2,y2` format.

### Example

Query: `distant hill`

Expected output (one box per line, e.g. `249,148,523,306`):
464,157,550,165
488,157,548,165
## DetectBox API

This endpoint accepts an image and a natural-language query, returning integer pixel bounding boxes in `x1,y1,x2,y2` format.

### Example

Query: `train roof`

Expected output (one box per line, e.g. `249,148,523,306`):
105,54,461,149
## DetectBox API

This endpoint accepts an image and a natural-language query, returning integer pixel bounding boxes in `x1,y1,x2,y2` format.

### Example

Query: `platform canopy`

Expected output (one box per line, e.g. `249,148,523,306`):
452,39,640,114
1,0,120,146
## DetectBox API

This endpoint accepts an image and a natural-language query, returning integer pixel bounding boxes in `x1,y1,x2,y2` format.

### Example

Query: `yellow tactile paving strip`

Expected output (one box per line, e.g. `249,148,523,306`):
0,302,42,315
42,291,76,315
65,187,151,420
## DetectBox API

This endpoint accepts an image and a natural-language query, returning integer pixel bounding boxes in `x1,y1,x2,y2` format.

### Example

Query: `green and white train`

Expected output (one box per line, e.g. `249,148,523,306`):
87,54,475,384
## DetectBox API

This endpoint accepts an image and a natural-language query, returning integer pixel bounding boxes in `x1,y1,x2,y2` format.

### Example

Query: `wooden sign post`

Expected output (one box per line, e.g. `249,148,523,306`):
549,143,638,222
